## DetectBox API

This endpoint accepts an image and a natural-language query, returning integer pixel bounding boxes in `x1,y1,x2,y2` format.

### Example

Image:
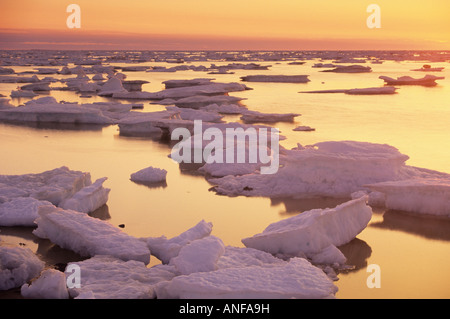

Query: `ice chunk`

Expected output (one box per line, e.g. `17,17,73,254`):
0,166,92,205
240,110,300,124
117,111,171,136
21,269,69,299
98,76,128,96
293,125,315,131
0,197,53,226
33,205,151,264
240,75,310,83
65,256,176,299
411,65,444,72
139,82,249,100
345,87,398,95
162,95,245,109
216,246,285,269
0,98,14,109
210,141,412,198
0,246,45,290
155,257,337,299
130,167,167,184
10,90,37,98
300,87,397,95
163,78,214,89
169,236,225,275
241,197,372,263
142,220,213,264
165,106,223,123
59,177,110,213
321,65,372,73
367,178,450,216
0,103,114,125
379,75,444,86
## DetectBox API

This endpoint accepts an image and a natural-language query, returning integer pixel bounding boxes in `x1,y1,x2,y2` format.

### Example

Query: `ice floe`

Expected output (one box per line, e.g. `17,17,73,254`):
0,197,53,226
379,75,445,86
0,101,114,125
64,256,176,299
240,110,300,124
59,177,110,214
130,167,167,184
241,196,372,264
240,75,310,83
142,220,213,264
411,65,444,72
300,87,398,95
169,235,225,275
0,166,92,205
321,65,372,73
293,125,315,131
33,205,151,264
21,268,69,299
155,257,337,299
209,140,447,198
366,178,450,217
0,246,45,290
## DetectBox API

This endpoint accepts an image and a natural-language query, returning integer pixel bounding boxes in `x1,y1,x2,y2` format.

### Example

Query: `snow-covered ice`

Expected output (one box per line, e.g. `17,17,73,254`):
379,75,445,86
0,246,45,290
21,269,69,299
0,197,53,226
65,256,176,299
169,235,225,275
0,102,114,125
293,125,315,131
367,178,450,217
33,205,151,264
240,75,310,83
210,141,417,198
130,166,167,184
0,166,92,205
155,257,337,299
241,196,372,264
142,220,213,264
321,65,372,73
59,177,110,214
240,110,300,124
300,87,397,95
98,76,128,96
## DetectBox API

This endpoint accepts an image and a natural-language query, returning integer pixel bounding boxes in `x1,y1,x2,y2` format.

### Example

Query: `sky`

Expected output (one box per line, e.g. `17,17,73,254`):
0,0,449,50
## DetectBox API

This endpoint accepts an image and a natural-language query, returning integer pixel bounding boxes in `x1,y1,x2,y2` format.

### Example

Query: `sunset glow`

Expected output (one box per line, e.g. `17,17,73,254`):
1,0,449,50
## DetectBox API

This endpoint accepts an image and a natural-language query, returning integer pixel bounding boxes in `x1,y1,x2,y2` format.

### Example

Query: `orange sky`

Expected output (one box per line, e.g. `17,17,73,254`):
1,0,449,50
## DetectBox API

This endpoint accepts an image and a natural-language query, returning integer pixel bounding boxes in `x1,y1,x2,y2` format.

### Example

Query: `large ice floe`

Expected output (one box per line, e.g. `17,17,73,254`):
32,205,151,264
0,97,115,125
240,75,310,83
155,257,337,299
142,220,338,299
241,196,372,264
240,110,300,124
320,65,372,73
300,87,398,95
366,179,450,217
0,166,110,225
379,75,445,86
209,140,449,199
0,96,139,126
0,246,45,290
112,81,250,100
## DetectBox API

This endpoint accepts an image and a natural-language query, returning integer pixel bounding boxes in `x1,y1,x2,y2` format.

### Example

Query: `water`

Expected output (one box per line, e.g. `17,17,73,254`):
1,53,449,298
